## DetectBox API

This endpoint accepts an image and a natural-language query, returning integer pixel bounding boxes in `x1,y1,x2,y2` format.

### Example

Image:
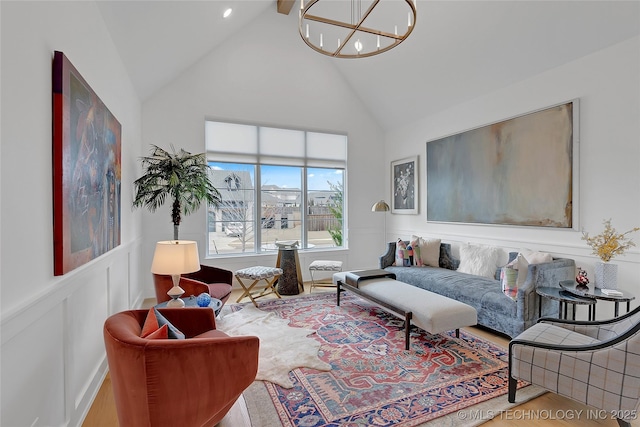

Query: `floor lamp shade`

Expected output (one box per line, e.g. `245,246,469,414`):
371,200,390,246
371,200,390,212
151,240,200,307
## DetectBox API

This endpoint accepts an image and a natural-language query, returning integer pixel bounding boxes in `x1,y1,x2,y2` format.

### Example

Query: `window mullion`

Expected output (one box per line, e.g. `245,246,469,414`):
255,164,262,253
301,167,307,249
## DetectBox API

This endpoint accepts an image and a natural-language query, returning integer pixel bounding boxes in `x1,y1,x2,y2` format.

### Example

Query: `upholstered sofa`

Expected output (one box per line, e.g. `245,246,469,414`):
379,241,576,338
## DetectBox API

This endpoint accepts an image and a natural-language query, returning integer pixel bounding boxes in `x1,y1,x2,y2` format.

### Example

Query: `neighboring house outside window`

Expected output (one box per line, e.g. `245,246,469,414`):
205,121,346,256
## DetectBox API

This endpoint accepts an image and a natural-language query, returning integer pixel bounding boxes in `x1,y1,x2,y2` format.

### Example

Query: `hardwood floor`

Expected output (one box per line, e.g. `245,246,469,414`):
84,286,635,426
84,373,119,427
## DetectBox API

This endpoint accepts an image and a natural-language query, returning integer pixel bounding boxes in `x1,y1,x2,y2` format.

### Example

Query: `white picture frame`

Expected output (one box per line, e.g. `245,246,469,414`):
391,155,418,214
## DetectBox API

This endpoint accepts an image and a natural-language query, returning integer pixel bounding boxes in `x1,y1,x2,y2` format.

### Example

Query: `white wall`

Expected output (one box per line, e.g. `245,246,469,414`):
140,9,387,293
0,2,143,426
385,36,640,319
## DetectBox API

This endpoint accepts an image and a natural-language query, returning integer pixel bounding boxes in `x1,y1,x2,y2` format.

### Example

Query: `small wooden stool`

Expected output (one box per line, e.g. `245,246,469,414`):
235,266,283,307
309,260,343,292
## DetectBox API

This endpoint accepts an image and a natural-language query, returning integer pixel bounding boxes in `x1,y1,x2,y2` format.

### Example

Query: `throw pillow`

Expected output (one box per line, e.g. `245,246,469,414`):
439,243,457,270
145,324,169,339
410,237,423,266
520,249,553,265
395,239,408,266
140,307,185,339
411,235,441,267
501,266,518,300
457,243,501,279
514,253,529,286
514,250,553,286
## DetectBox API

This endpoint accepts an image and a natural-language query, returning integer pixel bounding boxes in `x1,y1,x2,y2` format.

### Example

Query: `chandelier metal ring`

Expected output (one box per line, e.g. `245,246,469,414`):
299,0,417,59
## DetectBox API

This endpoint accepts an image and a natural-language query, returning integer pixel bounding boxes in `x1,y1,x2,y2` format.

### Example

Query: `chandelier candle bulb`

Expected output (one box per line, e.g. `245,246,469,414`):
306,24,309,38
377,35,380,49
355,39,363,52
408,12,412,26
320,33,323,48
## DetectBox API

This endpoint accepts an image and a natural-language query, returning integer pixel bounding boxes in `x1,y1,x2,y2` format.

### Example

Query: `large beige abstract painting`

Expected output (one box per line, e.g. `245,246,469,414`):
426,101,576,228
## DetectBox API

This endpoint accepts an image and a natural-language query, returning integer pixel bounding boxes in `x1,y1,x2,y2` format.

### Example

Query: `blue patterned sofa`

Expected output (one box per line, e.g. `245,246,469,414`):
379,241,576,338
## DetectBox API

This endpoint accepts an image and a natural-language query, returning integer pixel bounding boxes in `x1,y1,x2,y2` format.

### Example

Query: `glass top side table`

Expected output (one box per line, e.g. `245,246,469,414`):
536,286,596,321
559,280,635,317
155,295,223,316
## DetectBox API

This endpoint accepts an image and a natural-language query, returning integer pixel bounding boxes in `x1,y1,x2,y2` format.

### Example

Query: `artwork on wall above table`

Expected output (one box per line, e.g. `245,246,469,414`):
426,100,579,229
52,51,122,275
391,155,418,214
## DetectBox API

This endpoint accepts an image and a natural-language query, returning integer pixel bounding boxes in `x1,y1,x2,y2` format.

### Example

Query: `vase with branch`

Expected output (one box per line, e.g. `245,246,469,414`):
133,145,221,240
581,219,639,289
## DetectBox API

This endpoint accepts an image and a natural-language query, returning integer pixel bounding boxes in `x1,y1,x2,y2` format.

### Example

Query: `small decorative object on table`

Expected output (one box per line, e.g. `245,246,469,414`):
575,267,589,291
582,219,639,289
576,267,589,285
196,292,212,307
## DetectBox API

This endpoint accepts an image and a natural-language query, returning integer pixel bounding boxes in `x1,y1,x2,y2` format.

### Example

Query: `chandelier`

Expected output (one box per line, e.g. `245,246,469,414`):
299,0,417,59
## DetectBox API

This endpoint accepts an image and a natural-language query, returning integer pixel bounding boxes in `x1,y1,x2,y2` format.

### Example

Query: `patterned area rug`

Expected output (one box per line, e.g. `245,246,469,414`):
235,292,543,427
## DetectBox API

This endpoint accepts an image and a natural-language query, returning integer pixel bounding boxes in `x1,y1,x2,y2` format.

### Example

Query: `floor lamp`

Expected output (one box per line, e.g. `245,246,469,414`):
371,200,390,245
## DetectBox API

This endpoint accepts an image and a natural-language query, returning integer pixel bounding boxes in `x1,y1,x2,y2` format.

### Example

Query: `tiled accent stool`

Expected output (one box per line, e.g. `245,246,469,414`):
309,260,343,292
235,266,283,307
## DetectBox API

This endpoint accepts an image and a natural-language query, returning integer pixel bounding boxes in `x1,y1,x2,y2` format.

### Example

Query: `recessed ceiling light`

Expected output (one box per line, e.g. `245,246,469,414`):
223,8,232,18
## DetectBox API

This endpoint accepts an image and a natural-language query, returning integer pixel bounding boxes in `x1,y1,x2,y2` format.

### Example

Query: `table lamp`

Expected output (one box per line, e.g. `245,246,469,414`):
150,240,200,307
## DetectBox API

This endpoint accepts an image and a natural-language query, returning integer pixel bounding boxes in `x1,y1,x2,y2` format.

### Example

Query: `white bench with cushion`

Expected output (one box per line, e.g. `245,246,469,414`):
334,269,478,350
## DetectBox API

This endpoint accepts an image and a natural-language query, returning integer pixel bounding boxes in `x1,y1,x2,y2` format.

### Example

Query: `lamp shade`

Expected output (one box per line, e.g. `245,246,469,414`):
150,240,200,275
371,200,390,212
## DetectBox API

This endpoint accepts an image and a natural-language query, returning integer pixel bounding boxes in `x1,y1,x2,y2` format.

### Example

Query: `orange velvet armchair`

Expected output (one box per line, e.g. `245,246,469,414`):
153,264,233,305
103,308,259,427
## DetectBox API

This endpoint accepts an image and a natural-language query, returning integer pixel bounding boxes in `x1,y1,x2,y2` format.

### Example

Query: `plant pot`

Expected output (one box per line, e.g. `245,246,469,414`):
594,262,618,289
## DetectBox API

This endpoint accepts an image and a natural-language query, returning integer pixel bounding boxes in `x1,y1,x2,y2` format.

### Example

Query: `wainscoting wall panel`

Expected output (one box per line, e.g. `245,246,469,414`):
0,241,142,427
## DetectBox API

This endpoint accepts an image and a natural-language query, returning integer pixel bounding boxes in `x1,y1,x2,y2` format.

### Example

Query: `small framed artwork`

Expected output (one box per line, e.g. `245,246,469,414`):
391,155,418,214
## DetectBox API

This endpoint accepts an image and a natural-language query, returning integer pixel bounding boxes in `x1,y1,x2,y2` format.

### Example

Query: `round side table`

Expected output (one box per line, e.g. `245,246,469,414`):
155,295,223,316
560,280,635,318
536,286,596,321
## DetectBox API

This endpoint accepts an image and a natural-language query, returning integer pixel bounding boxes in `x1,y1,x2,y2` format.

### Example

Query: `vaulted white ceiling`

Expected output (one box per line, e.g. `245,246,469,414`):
97,0,640,130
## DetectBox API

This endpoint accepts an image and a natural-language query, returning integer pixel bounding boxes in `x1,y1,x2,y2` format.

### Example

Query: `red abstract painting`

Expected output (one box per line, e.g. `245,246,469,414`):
53,51,121,275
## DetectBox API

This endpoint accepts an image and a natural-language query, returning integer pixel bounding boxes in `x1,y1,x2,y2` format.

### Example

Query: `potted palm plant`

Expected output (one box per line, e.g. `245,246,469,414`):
133,145,221,240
